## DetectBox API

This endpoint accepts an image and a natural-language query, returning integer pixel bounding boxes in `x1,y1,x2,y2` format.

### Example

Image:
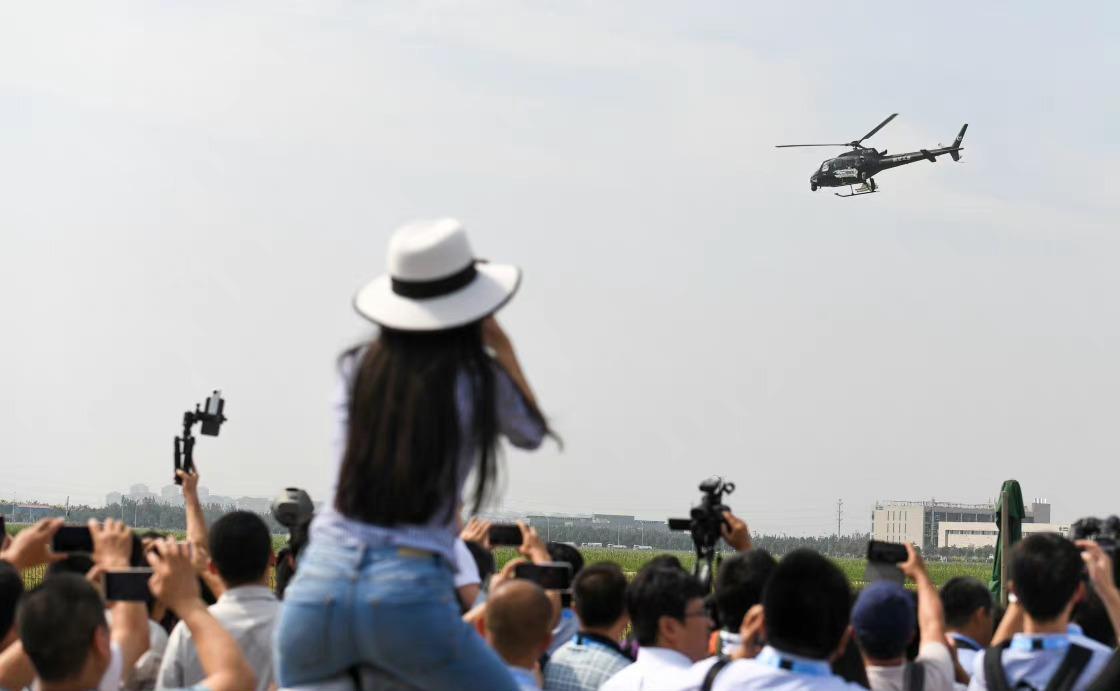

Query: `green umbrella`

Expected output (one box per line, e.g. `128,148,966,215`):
990,479,1025,604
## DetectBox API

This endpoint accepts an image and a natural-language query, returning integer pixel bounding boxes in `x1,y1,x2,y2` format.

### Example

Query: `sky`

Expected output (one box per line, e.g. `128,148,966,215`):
2,2,1119,535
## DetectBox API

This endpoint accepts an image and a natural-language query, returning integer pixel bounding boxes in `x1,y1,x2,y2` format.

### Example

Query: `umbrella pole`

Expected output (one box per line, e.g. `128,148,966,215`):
1000,489,1010,607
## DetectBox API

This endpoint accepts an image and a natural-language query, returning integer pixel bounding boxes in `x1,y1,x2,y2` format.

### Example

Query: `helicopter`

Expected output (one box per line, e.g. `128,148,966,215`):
776,114,968,197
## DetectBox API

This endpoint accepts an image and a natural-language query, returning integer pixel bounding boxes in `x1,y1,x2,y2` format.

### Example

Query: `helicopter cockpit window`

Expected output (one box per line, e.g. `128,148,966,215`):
821,161,830,172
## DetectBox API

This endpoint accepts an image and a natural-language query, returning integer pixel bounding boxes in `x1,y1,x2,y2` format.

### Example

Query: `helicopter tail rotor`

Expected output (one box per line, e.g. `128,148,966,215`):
949,123,968,161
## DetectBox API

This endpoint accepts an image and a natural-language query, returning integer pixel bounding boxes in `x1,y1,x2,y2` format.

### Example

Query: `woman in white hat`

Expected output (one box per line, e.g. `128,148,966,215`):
274,219,551,690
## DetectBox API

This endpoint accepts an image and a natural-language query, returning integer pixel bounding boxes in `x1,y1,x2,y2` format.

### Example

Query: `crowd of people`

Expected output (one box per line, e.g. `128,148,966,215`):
3,219,1120,690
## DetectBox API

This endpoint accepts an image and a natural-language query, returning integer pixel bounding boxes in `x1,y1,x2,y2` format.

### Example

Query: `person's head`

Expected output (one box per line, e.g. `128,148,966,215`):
851,581,916,663
714,549,777,633
763,549,852,660
335,220,548,525
46,553,95,579
572,562,628,633
0,561,23,649
547,542,585,580
18,574,111,687
646,554,684,572
464,541,495,583
940,576,995,646
1010,533,1084,624
485,580,553,666
626,565,710,662
209,511,272,588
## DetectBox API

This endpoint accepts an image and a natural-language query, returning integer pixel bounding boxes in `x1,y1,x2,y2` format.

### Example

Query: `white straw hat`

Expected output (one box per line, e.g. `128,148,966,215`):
354,218,521,331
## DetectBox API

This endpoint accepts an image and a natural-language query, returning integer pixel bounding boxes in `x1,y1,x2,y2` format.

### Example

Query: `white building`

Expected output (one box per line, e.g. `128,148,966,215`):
871,498,1053,551
938,521,1070,549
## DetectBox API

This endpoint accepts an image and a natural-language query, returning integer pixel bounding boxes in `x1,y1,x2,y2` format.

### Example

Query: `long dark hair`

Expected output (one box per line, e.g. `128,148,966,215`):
334,321,540,525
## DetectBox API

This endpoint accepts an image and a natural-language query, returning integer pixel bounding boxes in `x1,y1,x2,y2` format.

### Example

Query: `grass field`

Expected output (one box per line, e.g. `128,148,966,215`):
494,546,990,588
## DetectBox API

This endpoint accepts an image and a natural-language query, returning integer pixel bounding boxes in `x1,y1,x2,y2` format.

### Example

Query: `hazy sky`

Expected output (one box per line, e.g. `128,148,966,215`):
3,2,1119,535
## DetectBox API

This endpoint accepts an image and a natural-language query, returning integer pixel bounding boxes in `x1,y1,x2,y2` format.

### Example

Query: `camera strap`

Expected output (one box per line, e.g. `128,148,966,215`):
700,659,732,691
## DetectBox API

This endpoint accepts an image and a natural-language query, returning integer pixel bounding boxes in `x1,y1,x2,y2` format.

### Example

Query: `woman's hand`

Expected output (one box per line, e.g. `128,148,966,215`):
517,521,551,564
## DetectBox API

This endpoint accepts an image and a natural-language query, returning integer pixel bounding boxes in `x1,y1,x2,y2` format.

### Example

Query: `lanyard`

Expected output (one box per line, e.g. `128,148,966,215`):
756,648,832,677
576,634,634,661
1009,634,1071,652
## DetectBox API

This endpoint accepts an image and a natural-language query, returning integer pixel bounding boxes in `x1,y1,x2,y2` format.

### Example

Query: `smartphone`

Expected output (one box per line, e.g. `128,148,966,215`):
53,526,95,553
867,540,908,564
104,568,153,602
489,523,523,547
0,515,6,539
514,562,573,590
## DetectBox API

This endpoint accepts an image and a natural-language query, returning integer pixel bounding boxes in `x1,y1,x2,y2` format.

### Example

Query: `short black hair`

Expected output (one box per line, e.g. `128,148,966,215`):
547,542,585,578
941,577,993,629
47,553,95,578
715,550,777,632
646,554,684,572
0,561,24,639
18,574,106,682
626,565,706,646
763,549,851,659
1010,533,1083,622
573,562,627,629
209,511,272,587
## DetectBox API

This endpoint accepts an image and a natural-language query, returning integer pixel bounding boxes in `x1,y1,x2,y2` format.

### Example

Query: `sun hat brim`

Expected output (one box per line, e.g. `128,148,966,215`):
353,263,521,331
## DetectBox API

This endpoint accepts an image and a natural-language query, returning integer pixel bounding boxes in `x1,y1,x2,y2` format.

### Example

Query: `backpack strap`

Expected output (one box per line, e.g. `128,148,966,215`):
902,660,925,691
983,643,1014,691
1085,650,1120,691
700,658,733,691
1045,644,1093,691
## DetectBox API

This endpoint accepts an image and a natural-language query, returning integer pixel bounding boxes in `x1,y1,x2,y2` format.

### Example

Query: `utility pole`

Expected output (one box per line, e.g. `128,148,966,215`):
836,499,843,537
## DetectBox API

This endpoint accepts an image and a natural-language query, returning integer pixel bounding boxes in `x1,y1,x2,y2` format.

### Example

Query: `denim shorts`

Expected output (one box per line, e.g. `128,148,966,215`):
274,538,519,690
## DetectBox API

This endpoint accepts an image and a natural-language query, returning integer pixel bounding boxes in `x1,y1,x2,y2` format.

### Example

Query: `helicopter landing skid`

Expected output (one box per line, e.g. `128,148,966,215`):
835,180,878,198
837,180,878,197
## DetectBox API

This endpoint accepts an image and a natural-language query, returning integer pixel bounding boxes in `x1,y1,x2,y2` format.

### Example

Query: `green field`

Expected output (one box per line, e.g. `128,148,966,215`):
495,546,990,589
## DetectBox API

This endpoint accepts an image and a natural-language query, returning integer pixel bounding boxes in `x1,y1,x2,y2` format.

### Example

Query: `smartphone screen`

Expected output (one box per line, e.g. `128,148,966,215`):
53,526,95,553
514,561,572,590
489,524,523,547
104,569,153,602
0,515,6,539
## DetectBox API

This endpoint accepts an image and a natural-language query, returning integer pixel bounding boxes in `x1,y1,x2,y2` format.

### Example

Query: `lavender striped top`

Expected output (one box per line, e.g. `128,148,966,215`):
311,356,545,563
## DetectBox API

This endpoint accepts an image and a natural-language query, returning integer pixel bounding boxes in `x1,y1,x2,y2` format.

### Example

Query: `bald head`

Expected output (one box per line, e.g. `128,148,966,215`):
485,580,553,664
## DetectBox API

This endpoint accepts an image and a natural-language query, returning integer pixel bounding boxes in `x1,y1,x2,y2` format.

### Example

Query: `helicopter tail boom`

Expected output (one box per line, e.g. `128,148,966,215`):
949,124,968,161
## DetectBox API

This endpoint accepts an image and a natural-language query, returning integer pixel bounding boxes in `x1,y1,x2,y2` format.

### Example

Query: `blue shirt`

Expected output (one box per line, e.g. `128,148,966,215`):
313,357,545,562
967,633,1114,691
544,633,633,691
508,665,540,690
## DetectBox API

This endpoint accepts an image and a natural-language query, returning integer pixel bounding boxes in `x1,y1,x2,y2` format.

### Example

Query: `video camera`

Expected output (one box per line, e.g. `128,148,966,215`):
173,391,227,485
1071,515,1120,586
272,488,314,599
668,476,736,591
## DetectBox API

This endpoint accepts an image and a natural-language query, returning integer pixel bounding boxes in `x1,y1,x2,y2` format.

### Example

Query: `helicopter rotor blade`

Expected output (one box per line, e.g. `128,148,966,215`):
855,113,898,145
775,143,848,148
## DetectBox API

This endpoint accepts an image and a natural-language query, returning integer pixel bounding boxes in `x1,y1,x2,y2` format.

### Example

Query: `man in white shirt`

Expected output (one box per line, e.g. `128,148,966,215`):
678,550,867,691
968,535,1119,691
852,544,955,691
601,563,711,691
940,577,994,679
158,511,279,691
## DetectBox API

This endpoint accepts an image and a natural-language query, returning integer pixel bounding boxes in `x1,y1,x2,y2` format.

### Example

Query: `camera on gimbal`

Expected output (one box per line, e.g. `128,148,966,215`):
1071,515,1120,586
668,476,736,592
